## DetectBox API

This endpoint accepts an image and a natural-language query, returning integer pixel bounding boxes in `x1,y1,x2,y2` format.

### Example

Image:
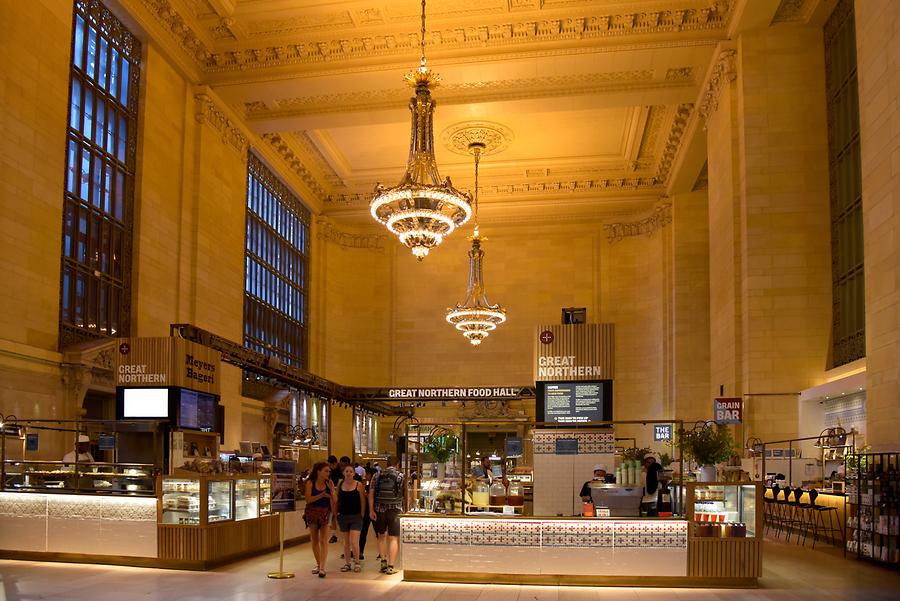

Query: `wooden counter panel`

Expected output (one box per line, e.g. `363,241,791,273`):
159,515,279,564
688,538,762,578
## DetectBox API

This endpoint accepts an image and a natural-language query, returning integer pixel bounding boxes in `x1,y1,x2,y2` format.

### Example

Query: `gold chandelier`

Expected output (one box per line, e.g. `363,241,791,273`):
446,143,507,346
370,0,471,261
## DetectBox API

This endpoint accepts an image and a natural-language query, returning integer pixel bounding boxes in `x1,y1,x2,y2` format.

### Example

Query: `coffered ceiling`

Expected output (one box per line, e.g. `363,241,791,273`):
122,0,807,220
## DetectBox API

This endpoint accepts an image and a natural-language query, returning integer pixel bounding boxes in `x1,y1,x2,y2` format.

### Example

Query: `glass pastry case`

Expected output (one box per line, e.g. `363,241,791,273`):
234,477,260,521
207,479,233,523
2,461,155,495
686,483,761,538
259,475,272,516
161,478,201,524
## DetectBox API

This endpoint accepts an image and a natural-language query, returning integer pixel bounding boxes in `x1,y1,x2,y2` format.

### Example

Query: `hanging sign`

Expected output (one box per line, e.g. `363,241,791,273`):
714,398,743,424
653,424,673,441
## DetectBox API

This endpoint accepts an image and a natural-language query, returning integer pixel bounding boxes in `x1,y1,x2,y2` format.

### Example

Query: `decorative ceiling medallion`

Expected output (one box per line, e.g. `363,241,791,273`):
441,121,514,157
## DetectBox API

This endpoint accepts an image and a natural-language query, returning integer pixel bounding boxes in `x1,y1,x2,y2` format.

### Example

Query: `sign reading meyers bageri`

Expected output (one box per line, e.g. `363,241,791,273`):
115,337,221,395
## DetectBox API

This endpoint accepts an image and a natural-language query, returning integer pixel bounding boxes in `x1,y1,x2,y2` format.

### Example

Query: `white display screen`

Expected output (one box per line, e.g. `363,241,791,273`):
122,388,169,418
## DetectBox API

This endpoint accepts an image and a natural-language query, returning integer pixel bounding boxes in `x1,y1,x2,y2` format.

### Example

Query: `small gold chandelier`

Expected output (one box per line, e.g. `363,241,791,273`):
446,142,507,346
370,0,471,261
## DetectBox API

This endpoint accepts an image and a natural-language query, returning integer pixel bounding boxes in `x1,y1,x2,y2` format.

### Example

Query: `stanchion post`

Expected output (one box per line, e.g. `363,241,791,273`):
267,511,294,579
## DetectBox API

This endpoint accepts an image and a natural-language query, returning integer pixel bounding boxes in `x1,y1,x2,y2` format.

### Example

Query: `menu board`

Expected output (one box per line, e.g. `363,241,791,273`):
272,459,297,512
538,380,612,424
179,388,217,431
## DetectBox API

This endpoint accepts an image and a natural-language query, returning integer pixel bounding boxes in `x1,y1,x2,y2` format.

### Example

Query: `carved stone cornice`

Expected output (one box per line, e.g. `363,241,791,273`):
132,0,733,74
139,0,212,66
316,218,386,252
771,0,817,24
262,133,332,204
655,104,694,182
194,93,248,157
698,48,737,121
603,203,672,243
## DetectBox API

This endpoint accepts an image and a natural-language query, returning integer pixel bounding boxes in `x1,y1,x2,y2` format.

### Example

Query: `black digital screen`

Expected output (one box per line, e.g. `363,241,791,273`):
536,380,612,424
179,389,217,431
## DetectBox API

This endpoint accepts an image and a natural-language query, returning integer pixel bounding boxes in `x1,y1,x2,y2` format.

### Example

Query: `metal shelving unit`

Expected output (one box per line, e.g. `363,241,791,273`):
846,452,900,566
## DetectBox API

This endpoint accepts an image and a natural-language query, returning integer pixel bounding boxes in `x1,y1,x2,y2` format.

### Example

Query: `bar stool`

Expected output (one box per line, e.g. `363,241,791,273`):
804,489,844,549
764,484,782,536
778,487,805,543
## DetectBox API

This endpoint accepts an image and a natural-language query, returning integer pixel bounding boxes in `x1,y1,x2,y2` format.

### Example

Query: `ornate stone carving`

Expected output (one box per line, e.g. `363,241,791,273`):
654,104,694,182
194,93,248,156
771,0,816,24
698,48,737,121
603,203,672,243
139,0,212,65
316,218,386,252
262,133,330,204
665,67,694,81
441,121,515,156
635,106,667,170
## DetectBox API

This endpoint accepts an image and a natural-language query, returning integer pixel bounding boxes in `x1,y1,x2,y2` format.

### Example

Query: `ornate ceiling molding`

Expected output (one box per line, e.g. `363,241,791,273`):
316,218,386,252
771,0,818,24
603,203,672,243
698,48,737,121
249,69,669,120
133,0,733,74
654,104,694,183
441,121,515,157
195,92,248,156
262,133,331,204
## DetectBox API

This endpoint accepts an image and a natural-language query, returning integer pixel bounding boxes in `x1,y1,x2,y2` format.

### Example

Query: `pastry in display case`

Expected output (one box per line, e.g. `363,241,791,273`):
2,461,155,495
690,484,758,538
162,478,201,525
234,478,260,521
259,476,272,516
208,479,233,523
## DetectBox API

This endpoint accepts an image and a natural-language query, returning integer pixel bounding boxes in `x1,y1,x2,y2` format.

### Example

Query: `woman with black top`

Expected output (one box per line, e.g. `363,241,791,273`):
337,464,366,573
303,462,336,577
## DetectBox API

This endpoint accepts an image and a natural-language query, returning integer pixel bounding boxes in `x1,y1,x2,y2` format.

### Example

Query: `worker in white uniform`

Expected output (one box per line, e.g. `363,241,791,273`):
62,434,95,464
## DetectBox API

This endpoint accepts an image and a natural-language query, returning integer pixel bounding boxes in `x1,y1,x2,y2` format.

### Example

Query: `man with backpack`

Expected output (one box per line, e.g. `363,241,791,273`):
369,455,404,575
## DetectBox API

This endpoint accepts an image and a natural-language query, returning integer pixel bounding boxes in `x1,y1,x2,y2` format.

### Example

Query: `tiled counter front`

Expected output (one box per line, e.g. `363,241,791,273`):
400,517,687,578
0,492,157,558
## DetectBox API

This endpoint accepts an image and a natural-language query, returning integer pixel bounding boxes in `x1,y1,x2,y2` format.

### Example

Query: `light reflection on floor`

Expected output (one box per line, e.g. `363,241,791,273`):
1,538,900,601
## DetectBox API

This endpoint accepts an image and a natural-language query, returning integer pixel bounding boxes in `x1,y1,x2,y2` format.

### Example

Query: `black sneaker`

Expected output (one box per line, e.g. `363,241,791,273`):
379,559,388,573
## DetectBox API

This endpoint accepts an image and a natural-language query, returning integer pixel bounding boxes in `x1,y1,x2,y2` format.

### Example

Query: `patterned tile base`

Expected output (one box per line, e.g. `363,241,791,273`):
401,517,687,576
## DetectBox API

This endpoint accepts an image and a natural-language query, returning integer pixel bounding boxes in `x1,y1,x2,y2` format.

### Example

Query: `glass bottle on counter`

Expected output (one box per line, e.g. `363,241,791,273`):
507,481,524,506
490,480,507,506
472,480,490,507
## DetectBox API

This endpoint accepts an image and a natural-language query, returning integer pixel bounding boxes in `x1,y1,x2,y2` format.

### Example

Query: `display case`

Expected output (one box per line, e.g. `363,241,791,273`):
161,478,201,525
405,425,466,515
207,479,233,523
688,483,759,538
846,452,900,565
2,461,156,496
259,476,272,516
234,477,260,521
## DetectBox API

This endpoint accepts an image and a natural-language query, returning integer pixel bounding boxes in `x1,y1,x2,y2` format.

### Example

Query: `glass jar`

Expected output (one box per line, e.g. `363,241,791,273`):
507,481,524,506
472,480,490,507
490,480,507,506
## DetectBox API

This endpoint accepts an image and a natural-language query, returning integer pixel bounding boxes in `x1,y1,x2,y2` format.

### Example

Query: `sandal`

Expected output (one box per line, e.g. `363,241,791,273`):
318,570,326,578
353,562,361,573
311,567,319,574
340,563,352,572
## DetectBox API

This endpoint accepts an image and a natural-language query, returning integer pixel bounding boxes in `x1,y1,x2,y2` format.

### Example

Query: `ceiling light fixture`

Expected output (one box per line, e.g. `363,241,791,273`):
370,0,471,261
446,142,507,346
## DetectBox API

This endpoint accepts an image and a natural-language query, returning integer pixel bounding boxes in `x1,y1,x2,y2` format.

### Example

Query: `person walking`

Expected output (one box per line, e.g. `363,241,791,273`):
337,464,366,573
302,462,336,577
369,455,404,575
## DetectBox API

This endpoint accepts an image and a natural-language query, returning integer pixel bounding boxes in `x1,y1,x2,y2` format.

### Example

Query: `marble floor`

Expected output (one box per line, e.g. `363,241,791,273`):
1,539,899,601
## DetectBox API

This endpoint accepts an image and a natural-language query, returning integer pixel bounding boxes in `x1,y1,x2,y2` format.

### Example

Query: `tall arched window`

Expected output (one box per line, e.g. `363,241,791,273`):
60,0,140,347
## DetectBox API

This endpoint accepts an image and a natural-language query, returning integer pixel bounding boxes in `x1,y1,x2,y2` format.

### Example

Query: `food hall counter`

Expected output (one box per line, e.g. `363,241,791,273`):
400,483,764,587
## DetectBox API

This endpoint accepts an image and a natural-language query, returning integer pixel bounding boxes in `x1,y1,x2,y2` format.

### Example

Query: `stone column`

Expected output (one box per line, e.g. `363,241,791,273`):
856,0,900,450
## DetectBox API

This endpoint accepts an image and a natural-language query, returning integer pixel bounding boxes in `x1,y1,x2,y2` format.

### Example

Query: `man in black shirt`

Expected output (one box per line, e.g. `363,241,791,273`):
580,465,613,501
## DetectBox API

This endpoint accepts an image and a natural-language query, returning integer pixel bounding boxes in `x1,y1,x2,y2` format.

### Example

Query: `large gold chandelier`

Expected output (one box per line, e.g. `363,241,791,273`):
446,143,507,346
370,0,471,261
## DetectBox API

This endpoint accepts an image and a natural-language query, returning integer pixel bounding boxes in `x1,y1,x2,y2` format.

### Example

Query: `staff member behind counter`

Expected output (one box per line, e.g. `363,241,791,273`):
580,464,615,501
63,435,94,464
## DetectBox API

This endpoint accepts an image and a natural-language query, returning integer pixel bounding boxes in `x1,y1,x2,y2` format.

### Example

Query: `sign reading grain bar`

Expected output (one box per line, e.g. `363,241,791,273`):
115,337,221,395
533,323,615,382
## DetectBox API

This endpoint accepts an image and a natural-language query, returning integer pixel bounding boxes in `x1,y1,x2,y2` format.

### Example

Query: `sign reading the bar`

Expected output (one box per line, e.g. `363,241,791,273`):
115,338,221,395
387,387,523,399
533,323,614,382
654,424,673,441
714,398,743,424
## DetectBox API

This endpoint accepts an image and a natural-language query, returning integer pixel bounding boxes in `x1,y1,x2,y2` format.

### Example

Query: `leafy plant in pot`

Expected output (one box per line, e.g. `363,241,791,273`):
677,423,736,482
422,430,458,480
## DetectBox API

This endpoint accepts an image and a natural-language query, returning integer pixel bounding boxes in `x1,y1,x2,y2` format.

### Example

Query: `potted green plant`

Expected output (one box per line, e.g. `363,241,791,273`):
677,424,736,482
422,431,458,479
620,446,652,463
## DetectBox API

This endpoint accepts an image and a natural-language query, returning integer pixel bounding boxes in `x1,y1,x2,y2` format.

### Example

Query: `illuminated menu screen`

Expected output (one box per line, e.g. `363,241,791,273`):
543,382,608,424
179,389,217,431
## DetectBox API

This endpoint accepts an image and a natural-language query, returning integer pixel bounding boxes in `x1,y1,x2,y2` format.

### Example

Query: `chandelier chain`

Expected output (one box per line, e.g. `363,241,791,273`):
473,150,480,235
420,0,427,69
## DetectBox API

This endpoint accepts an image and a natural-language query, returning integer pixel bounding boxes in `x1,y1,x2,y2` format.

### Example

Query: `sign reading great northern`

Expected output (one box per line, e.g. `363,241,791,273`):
533,323,614,382
115,337,221,395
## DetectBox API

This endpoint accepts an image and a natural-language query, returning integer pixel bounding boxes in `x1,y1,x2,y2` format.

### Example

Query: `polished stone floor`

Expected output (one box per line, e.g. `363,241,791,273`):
1,538,899,601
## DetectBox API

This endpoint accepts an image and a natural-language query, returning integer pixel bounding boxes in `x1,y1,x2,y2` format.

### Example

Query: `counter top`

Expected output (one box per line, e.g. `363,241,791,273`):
402,512,684,521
